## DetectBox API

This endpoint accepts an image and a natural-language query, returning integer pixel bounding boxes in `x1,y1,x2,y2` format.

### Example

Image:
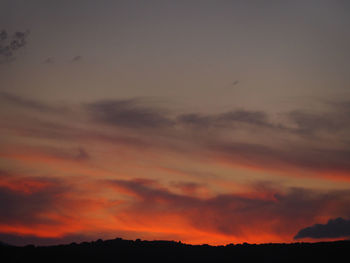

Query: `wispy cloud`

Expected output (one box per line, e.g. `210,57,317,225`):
2,93,350,178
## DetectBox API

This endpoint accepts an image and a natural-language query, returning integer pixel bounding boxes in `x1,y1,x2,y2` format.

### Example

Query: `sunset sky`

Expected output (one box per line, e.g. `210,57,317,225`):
1,0,350,246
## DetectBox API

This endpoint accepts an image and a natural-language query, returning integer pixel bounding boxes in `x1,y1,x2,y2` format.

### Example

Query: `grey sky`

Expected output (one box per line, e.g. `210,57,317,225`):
1,0,349,113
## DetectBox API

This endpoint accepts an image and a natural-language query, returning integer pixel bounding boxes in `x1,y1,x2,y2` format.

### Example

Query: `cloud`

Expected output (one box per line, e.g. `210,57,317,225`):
286,100,350,137
3,92,350,179
212,141,350,174
294,217,350,239
107,178,350,241
43,57,54,64
287,110,348,135
86,99,174,129
87,97,279,135
71,55,82,62
1,165,350,245
0,174,67,226
76,147,90,161
18,146,90,162
87,98,275,131
0,92,68,114
0,30,29,63
220,110,269,126
0,169,117,242
177,109,272,129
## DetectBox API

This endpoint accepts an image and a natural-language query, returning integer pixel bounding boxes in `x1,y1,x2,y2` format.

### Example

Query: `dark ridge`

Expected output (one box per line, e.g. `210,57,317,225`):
0,241,12,247
1,237,350,263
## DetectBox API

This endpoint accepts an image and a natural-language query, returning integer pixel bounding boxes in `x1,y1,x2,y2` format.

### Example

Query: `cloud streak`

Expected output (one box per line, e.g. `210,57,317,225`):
0,92,68,114
2,93,350,178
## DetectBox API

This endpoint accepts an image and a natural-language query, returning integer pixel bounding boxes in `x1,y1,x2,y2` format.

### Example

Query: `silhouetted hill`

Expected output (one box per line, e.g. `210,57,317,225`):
1,237,349,263
0,241,12,247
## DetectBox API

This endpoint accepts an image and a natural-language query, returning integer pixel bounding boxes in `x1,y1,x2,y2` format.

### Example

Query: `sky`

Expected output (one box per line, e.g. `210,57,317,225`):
1,0,350,246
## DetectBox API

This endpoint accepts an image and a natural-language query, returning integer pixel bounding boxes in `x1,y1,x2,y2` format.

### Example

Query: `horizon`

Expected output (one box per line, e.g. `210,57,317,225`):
2,235,350,248
1,0,350,246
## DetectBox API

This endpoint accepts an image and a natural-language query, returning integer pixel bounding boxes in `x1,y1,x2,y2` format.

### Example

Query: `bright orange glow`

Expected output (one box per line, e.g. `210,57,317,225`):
1,113,350,246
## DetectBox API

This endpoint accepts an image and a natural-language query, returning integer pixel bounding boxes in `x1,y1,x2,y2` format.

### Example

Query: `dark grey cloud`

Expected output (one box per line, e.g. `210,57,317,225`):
288,111,344,134
0,30,29,63
175,104,350,174
220,110,270,126
86,99,174,129
71,55,82,62
294,217,350,239
0,176,67,226
177,109,272,129
0,187,57,225
287,102,350,136
87,97,276,131
176,113,213,128
0,99,153,150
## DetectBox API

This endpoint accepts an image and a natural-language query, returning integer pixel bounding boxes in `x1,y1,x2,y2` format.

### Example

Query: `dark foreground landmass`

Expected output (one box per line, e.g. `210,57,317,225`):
1,238,349,263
